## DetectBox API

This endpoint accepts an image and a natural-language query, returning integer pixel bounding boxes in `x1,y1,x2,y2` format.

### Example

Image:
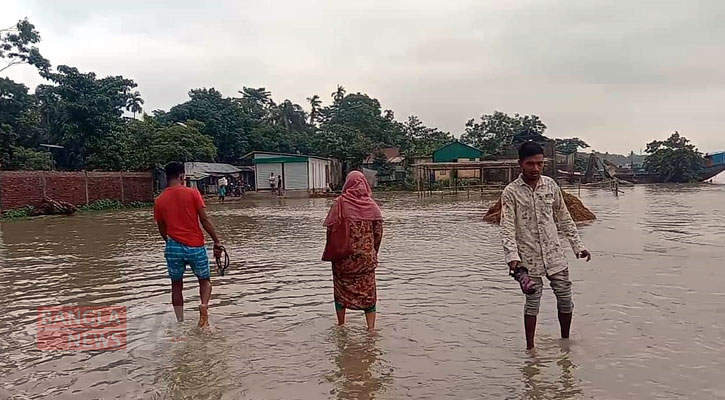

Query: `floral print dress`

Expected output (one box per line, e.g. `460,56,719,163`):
331,220,383,310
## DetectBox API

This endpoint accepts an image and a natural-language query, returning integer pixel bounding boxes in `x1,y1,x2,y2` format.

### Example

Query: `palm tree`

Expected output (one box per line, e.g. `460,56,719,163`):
239,87,274,107
274,100,308,131
239,87,275,121
125,91,144,119
306,94,321,125
331,85,346,104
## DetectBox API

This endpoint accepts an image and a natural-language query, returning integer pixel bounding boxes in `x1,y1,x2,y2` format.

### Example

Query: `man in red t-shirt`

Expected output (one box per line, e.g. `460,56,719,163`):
154,162,222,328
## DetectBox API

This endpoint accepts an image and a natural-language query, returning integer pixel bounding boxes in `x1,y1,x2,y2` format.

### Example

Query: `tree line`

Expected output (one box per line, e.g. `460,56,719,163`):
1,18,704,182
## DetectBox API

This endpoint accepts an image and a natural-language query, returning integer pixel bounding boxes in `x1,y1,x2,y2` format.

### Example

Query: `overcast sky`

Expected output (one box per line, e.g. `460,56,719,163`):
3,0,725,155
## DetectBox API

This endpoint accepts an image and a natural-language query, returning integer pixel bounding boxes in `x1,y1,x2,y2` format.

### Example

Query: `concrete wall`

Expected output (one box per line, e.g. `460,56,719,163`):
0,171,153,211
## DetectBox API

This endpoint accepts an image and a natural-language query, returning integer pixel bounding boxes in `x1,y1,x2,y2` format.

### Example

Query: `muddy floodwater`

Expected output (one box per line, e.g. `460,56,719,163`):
1,185,724,399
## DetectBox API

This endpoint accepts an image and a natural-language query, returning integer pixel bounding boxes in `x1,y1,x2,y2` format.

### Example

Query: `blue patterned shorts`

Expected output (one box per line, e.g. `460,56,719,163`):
164,238,210,281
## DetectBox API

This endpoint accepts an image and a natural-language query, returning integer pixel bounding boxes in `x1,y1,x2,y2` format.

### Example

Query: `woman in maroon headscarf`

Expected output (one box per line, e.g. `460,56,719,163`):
323,171,383,331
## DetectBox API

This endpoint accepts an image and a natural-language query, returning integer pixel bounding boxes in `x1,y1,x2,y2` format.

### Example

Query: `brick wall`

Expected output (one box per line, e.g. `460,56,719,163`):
0,171,153,211
0,171,44,211
87,172,123,203
44,172,87,205
122,173,154,203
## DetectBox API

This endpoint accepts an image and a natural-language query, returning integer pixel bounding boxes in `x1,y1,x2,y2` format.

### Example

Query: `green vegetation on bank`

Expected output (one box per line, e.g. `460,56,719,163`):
77,199,153,212
0,206,35,220
0,200,153,221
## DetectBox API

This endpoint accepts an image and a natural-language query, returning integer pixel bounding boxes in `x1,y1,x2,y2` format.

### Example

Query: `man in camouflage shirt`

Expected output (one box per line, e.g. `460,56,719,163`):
501,141,591,350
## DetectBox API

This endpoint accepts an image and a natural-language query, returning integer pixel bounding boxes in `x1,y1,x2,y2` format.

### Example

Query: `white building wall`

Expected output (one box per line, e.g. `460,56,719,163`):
308,158,329,191
284,161,309,190
256,163,282,191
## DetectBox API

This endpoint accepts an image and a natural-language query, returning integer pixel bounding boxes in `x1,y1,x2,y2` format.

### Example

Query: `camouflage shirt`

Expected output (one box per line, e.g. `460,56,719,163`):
500,175,586,277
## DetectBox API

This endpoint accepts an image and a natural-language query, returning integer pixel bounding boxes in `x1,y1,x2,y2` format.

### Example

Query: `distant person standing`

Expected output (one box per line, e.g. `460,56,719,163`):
323,171,383,332
154,162,223,329
277,174,283,196
218,176,228,203
238,173,246,196
269,172,277,194
500,142,591,350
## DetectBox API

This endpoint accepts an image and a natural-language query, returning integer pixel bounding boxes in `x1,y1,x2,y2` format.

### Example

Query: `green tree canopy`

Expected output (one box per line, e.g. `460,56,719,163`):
150,122,217,166
401,115,453,157
315,92,404,168
0,78,45,167
371,151,395,179
461,111,546,155
0,18,50,74
35,65,139,169
644,131,704,183
556,138,590,155
159,88,251,163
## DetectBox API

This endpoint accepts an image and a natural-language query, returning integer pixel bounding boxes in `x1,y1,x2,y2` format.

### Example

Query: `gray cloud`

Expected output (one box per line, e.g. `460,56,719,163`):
3,0,725,154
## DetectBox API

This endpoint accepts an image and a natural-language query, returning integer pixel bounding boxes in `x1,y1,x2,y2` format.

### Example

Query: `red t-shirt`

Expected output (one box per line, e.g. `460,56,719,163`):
154,186,206,247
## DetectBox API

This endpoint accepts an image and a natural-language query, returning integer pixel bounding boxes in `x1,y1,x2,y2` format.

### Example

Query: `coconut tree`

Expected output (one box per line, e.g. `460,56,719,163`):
125,91,144,119
331,85,346,104
306,94,321,125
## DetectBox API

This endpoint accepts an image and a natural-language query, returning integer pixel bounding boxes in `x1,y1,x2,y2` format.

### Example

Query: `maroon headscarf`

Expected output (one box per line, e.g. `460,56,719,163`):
324,171,382,227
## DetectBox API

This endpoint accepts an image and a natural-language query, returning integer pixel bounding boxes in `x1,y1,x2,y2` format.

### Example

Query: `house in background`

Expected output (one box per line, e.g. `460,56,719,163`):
183,162,244,194
430,141,484,181
241,152,341,192
362,147,405,185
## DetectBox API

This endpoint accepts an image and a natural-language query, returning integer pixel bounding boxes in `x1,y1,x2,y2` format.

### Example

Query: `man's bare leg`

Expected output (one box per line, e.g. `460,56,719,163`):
171,280,184,322
365,311,376,332
524,315,537,350
336,307,346,326
198,278,212,328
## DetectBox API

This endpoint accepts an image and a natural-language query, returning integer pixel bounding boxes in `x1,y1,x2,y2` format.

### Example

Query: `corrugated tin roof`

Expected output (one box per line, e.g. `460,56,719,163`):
364,147,403,164
241,151,335,162
184,162,240,180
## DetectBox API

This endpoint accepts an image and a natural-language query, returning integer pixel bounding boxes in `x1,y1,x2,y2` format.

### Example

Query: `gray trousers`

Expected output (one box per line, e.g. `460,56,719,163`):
524,268,573,316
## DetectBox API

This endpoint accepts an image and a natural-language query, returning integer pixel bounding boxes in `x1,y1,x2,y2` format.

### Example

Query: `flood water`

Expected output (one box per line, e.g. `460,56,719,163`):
1,184,724,399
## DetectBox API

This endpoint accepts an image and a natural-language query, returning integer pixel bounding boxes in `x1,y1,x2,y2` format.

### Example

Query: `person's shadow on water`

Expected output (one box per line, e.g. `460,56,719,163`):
521,341,583,400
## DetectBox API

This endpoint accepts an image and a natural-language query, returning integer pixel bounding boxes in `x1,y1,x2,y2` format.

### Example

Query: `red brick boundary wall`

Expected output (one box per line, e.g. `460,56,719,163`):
0,171,153,212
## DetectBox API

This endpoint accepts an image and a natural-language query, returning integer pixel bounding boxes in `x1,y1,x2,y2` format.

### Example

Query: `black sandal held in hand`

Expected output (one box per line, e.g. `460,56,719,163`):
214,245,230,276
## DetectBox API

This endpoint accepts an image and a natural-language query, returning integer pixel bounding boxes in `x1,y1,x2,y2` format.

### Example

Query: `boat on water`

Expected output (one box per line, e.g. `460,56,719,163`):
615,151,725,184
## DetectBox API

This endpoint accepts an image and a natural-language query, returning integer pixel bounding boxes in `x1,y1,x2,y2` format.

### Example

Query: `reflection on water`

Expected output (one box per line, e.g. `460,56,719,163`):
1,185,725,399
161,331,232,400
521,341,582,400
329,327,392,400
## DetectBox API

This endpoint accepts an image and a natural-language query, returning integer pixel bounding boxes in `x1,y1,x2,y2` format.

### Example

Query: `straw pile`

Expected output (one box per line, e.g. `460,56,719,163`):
483,190,595,225
30,197,77,216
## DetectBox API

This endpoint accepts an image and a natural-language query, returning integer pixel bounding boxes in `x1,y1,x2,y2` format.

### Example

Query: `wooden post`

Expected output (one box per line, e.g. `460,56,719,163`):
614,178,619,197
416,166,421,198
120,171,125,204
84,171,89,204
425,167,435,196
41,171,47,199
480,167,484,195
441,170,453,196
